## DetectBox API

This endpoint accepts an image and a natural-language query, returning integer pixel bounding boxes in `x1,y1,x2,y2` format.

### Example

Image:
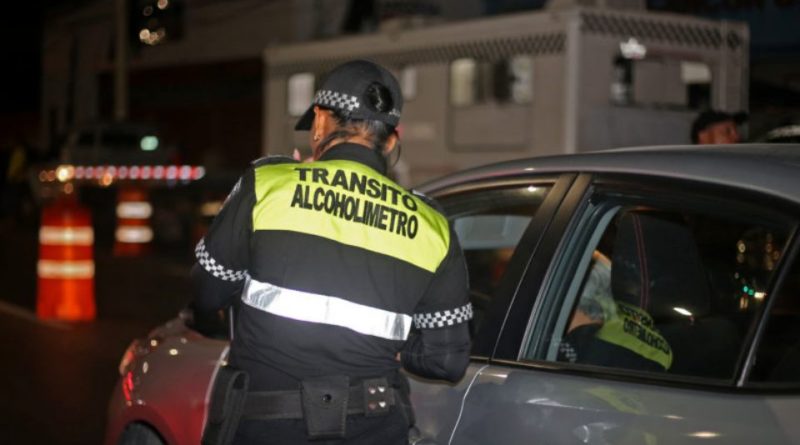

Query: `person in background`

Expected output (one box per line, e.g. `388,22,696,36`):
691,110,748,145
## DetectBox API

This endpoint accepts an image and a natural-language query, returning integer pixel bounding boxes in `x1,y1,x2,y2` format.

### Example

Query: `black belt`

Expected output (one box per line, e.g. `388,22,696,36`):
242,378,396,420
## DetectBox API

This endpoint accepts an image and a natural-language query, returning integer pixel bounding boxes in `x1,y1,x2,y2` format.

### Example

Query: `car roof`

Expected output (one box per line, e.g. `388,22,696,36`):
419,144,800,205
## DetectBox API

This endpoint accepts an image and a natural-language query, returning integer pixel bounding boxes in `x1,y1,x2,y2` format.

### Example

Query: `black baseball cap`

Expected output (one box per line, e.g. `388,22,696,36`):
691,110,748,142
295,60,403,131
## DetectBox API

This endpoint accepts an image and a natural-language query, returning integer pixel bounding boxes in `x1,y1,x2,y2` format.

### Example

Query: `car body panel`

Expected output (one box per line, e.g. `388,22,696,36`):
105,317,227,445
442,364,796,445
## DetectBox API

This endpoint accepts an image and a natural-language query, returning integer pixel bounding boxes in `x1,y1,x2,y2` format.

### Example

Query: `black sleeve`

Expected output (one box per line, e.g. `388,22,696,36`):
402,227,472,382
192,169,254,312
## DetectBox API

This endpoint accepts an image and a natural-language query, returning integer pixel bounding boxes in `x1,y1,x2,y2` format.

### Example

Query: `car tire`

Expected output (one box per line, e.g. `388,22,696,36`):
118,423,165,445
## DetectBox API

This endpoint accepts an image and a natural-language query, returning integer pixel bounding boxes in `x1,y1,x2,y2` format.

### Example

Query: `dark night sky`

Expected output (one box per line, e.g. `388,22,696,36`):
0,1,46,113
1,0,798,114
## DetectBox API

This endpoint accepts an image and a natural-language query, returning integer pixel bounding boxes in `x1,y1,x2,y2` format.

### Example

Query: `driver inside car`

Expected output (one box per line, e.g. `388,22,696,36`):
558,251,673,372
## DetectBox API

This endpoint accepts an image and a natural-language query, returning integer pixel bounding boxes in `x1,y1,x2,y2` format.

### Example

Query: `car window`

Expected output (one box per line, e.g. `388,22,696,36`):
440,184,552,336
523,189,793,381
749,249,800,385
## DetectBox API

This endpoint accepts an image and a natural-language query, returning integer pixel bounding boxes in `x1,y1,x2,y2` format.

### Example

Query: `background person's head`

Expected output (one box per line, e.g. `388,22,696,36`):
691,110,748,145
294,60,403,162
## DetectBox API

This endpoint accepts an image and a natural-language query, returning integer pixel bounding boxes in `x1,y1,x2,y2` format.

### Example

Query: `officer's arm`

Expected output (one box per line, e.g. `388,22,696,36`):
401,232,472,382
191,172,253,312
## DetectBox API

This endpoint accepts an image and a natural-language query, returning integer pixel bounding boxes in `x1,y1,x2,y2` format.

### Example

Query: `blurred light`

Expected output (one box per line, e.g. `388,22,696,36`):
169,348,179,356
142,361,149,374
673,307,692,317
56,165,75,182
689,431,721,439
754,291,766,300
201,200,224,217
150,339,159,348
737,240,746,253
620,37,646,60
139,27,166,46
179,165,191,180
140,135,159,151
100,173,114,187
736,253,745,264
166,165,177,180
143,5,153,16
46,170,57,182
527,185,538,193
141,166,152,180
193,166,206,180
122,371,134,402
130,166,140,179
153,166,164,179
39,171,47,182
64,183,74,194
157,0,169,9
75,166,85,179
118,166,129,179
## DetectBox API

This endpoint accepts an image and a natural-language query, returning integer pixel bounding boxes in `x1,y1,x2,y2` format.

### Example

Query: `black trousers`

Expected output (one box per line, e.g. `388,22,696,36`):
233,407,409,445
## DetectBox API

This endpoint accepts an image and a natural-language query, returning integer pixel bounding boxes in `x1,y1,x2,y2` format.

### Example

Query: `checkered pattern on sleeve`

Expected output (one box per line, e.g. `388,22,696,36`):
413,303,473,329
314,90,361,112
195,239,248,282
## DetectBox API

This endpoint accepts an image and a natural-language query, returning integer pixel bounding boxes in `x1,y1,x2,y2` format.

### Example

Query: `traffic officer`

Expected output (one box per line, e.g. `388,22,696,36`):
192,60,472,445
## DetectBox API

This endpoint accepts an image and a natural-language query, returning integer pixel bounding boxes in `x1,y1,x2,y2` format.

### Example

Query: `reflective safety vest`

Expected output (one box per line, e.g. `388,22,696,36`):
195,143,471,389
252,158,450,274
595,301,673,370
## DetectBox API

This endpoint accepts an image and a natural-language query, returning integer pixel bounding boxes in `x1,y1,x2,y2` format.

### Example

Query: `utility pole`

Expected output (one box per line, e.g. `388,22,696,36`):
114,0,129,122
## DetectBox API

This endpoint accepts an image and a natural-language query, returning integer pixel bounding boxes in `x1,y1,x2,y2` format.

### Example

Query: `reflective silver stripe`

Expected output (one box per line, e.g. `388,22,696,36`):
242,278,412,341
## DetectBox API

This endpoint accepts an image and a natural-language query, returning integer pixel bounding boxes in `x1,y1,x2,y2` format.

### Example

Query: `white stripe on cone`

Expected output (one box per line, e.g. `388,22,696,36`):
37,260,95,279
116,201,153,219
39,226,94,246
116,226,154,244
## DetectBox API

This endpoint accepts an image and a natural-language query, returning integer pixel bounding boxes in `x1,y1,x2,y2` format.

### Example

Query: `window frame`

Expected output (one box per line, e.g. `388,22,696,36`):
431,173,575,359
500,173,799,389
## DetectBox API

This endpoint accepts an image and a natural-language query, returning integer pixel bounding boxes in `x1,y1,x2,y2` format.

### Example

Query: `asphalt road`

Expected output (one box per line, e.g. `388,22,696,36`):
0,217,195,444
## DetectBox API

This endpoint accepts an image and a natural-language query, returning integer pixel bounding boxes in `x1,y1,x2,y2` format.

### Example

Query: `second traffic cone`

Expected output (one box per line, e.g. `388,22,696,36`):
114,187,154,256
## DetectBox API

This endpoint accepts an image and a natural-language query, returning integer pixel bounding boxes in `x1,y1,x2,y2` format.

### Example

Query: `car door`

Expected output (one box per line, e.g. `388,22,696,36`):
445,173,800,444
408,173,575,444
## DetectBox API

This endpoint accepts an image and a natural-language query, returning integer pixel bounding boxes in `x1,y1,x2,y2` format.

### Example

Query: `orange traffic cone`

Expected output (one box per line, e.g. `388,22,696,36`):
114,187,153,256
36,197,96,321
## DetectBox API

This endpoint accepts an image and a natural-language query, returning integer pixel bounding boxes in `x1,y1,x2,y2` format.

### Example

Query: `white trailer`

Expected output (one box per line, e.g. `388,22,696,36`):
263,3,748,185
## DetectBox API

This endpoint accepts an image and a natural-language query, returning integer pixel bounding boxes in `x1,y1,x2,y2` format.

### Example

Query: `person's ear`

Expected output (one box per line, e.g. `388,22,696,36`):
383,131,399,155
311,106,327,143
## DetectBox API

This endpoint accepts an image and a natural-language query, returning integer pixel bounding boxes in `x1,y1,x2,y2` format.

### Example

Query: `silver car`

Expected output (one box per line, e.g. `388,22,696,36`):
107,145,800,445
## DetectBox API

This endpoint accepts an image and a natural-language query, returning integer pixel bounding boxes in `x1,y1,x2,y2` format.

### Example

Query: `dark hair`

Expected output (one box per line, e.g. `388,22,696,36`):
317,82,399,165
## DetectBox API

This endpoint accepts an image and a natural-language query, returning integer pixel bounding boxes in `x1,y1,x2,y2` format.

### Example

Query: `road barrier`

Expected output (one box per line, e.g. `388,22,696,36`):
114,187,154,256
36,197,96,321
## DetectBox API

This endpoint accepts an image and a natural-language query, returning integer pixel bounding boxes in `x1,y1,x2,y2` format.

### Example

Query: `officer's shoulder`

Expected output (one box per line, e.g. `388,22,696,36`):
251,154,298,168
411,189,445,214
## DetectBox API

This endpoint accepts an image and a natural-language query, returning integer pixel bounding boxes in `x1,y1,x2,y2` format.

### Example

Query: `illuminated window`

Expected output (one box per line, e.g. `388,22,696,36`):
287,73,315,117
